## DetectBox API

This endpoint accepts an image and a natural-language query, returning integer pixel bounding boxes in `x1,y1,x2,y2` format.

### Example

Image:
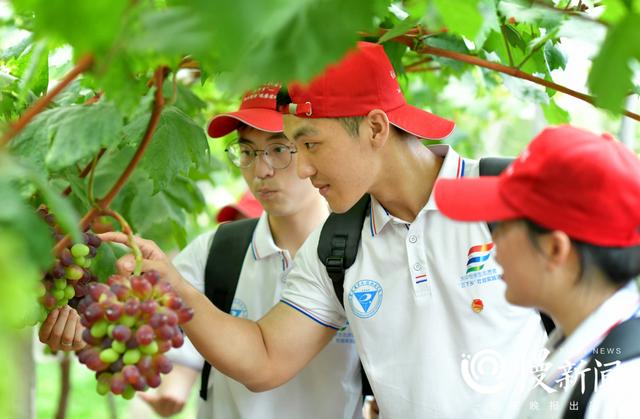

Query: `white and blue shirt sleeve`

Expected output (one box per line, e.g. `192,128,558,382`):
280,225,348,331
165,230,216,370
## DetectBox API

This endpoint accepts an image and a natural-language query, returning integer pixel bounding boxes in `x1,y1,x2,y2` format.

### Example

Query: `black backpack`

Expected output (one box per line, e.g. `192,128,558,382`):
199,218,259,400
562,316,640,418
317,157,555,346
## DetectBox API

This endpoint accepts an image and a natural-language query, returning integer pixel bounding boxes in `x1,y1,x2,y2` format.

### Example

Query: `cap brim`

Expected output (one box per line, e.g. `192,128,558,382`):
434,177,521,222
387,103,455,140
207,109,283,138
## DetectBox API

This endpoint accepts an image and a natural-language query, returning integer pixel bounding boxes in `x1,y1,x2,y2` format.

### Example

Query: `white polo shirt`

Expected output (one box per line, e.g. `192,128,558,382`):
517,281,640,419
169,213,363,419
281,145,548,418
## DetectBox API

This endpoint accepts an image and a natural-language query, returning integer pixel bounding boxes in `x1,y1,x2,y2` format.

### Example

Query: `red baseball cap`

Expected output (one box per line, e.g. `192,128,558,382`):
435,125,640,247
216,191,264,223
280,42,455,140
207,84,282,138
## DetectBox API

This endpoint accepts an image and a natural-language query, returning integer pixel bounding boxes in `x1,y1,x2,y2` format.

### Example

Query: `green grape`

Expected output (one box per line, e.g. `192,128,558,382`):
71,243,90,258
111,340,126,354
119,315,136,328
56,298,67,308
37,282,46,298
107,324,115,338
123,348,141,365
64,285,75,300
139,341,158,355
74,256,87,267
122,386,136,400
54,278,67,290
65,266,83,281
96,380,110,396
52,289,65,301
91,320,109,338
99,348,119,364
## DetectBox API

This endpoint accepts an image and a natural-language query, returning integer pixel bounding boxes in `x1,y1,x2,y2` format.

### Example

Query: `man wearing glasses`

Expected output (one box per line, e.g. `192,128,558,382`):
133,84,363,418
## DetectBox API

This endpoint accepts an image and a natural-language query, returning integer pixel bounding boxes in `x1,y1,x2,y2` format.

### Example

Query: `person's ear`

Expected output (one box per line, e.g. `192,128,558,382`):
365,109,390,150
541,231,574,271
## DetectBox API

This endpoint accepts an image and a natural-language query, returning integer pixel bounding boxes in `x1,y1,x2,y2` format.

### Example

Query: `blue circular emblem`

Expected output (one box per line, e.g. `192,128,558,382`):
348,280,383,318
230,298,248,318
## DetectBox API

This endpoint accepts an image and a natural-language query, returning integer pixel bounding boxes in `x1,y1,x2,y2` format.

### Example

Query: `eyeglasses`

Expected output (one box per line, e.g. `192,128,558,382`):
225,142,298,169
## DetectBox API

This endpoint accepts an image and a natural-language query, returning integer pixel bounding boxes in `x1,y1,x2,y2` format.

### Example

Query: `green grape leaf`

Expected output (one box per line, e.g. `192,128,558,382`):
211,0,382,89
16,41,49,101
28,173,82,244
378,17,419,43
124,179,186,250
11,0,129,54
588,13,640,112
129,7,212,58
383,42,409,77
9,110,50,179
502,24,527,52
44,101,124,171
92,242,117,282
600,0,629,23
434,0,483,40
474,0,501,49
543,41,567,72
498,0,565,28
124,106,209,194
0,33,34,62
423,33,471,72
163,176,206,214
164,83,208,118
542,98,570,124
0,167,53,269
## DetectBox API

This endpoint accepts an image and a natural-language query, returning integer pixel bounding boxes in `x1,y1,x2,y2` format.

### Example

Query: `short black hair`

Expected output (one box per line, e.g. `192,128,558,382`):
276,86,292,111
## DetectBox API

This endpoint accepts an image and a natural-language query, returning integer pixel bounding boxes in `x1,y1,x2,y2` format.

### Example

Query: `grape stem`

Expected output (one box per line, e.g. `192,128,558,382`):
98,208,143,276
62,148,106,197
87,153,100,206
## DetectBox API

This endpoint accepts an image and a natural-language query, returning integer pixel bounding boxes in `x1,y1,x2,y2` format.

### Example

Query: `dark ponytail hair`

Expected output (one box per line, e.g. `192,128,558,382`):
524,219,640,286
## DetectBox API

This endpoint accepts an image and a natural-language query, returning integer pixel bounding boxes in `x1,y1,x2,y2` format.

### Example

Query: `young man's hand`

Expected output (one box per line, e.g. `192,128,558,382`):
97,233,183,288
39,306,85,352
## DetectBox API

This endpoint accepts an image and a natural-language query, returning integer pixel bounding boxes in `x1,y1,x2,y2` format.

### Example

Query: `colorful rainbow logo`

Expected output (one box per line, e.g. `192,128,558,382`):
466,243,494,274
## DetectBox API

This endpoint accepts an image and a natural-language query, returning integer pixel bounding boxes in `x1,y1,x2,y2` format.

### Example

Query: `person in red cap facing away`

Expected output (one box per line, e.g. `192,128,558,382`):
435,125,640,419
104,43,546,418
216,190,263,224
103,84,364,419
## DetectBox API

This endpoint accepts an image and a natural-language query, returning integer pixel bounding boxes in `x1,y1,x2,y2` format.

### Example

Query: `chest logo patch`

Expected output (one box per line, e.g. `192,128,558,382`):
466,242,494,273
230,298,248,318
460,242,501,288
348,280,383,318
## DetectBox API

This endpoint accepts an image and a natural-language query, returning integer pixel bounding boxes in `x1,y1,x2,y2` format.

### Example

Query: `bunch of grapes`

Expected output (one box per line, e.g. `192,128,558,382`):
76,271,194,398
38,207,102,312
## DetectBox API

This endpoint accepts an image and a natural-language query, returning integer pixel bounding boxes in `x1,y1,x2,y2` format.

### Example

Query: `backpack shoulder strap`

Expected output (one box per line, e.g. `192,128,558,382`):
317,194,374,398
479,157,514,176
318,194,371,308
199,217,259,400
563,316,640,419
